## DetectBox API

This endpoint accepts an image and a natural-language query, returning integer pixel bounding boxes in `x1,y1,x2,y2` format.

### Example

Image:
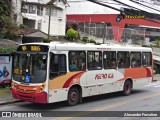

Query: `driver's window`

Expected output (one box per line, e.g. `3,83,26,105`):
49,53,67,79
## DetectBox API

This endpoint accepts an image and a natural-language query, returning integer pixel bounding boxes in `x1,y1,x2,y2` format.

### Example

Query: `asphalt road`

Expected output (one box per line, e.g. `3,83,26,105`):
1,81,160,120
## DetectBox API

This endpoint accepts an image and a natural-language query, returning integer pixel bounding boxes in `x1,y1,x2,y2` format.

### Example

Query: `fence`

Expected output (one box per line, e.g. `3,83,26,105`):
67,21,147,44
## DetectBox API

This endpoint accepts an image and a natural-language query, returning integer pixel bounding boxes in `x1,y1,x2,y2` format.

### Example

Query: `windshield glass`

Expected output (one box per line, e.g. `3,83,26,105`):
13,53,47,83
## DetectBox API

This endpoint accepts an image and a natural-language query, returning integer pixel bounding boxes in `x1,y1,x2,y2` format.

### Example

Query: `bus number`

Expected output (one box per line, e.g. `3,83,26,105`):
31,46,41,51
73,78,80,84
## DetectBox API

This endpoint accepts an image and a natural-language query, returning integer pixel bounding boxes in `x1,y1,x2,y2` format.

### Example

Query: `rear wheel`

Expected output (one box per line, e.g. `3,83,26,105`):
122,80,132,96
67,87,79,106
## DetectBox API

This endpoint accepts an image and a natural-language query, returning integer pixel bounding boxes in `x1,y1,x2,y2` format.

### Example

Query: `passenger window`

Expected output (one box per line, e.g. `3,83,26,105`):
103,51,116,69
87,51,102,70
69,51,86,71
142,52,152,67
130,52,141,68
117,52,130,68
49,53,66,79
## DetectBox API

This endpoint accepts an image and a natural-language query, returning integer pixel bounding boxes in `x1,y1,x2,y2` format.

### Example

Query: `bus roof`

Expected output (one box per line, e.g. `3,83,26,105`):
19,42,152,52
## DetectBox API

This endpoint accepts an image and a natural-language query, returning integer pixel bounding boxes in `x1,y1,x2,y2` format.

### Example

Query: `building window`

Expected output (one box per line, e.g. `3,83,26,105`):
117,52,130,68
38,20,41,30
45,7,57,17
103,51,116,69
45,7,49,15
51,8,57,16
69,51,86,71
87,51,102,70
130,52,141,68
28,5,36,14
37,6,43,16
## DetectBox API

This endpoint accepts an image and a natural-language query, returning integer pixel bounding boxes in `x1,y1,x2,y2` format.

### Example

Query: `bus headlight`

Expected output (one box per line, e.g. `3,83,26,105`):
38,83,45,93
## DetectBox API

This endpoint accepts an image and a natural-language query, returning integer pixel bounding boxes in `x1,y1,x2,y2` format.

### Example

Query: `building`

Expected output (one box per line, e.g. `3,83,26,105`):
11,0,23,25
21,0,68,36
67,0,160,43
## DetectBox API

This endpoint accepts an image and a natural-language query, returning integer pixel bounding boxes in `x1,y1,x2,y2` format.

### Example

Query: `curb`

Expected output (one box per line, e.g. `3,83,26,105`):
0,100,23,105
152,79,157,82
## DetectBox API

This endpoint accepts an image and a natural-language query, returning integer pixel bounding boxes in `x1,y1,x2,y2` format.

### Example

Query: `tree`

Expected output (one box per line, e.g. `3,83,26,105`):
0,0,19,39
66,29,78,41
0,0,12,28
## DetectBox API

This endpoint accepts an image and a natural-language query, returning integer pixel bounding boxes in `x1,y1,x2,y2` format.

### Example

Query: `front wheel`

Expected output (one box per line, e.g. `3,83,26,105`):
67,87,79,106
122,80,132,96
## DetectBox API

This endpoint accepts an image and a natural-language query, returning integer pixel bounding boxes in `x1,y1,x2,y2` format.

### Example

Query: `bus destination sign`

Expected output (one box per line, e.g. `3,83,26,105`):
17,45,48,52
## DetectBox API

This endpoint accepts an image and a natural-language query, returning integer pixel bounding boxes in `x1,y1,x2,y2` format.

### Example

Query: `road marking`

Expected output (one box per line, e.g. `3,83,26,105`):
154,85,160,87
54,92,160,120
144,82,160,87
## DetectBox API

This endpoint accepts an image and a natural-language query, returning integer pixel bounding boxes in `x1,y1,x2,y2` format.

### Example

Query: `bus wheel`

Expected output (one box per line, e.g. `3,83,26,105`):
122,80,132,96
67,87,79,106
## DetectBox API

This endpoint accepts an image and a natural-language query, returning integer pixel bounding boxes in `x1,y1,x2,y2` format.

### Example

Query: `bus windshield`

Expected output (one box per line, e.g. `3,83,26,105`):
13,53,47,83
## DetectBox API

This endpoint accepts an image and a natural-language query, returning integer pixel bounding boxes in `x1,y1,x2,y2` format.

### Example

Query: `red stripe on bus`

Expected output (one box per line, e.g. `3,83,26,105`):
63,71,86,88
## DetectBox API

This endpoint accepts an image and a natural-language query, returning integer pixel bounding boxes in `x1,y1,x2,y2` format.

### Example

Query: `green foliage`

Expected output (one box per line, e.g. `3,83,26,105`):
66,29,78,41
0,0,19,40
0,0,13,27
0,47,16,53
96,43,101,45
43,37,52,43
82,36,89,42
156,40,160,46
89,39,96,44
19,24,29,29
2,17,19,40
82,36,96,44
150,44,160,48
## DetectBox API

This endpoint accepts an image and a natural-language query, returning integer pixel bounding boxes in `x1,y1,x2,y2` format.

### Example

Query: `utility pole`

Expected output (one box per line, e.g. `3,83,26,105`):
47,4,51,43
102,22,106,44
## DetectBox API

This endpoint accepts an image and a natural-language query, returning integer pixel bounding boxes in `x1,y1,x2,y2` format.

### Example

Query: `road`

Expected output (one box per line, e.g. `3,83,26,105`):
1,81,160,120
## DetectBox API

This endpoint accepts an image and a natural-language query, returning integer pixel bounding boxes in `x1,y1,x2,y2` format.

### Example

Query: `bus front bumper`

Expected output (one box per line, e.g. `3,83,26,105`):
12,89,48,104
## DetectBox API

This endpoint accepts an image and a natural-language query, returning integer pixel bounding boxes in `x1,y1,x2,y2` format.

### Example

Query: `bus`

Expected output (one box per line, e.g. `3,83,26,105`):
12,42,153,105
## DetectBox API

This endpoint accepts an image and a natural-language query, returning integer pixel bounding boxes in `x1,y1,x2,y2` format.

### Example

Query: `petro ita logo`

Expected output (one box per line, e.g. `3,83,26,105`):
116,14,125,22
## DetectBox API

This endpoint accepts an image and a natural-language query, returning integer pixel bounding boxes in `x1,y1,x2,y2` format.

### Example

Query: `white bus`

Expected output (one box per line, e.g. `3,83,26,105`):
12,43,153,105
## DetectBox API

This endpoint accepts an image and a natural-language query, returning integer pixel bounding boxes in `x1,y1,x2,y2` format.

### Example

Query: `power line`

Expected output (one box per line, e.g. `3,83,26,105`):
87,0,160,25
130,0,160,14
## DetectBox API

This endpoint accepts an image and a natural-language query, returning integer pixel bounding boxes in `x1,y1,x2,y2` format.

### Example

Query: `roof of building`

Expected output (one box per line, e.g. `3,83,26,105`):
23,0,68,5
19,29,39,36
0,39,19,48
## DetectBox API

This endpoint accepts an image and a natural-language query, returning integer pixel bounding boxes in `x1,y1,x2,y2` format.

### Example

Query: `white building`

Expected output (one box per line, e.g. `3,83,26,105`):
12,0,23,25
21,0,68,36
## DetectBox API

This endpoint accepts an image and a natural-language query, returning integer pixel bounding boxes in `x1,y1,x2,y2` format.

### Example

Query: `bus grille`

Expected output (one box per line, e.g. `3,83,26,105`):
16,88,36,94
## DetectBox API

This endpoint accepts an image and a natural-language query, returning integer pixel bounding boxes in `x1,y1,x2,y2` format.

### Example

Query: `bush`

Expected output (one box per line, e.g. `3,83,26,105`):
0,47,16,53
19,24,29,29
156,40,160,46
66,29,78,41
96,42,101,45
89,39,96,44
82,36,89,42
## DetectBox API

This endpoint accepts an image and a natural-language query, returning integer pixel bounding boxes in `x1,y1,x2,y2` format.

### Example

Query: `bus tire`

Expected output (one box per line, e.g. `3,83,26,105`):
67,87,79,106
122,80,132,96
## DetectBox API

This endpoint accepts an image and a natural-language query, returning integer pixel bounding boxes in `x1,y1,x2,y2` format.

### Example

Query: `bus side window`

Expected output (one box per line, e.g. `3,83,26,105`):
142,52,152,67
87,51,102,70
69,51,86,71
49,53,67,79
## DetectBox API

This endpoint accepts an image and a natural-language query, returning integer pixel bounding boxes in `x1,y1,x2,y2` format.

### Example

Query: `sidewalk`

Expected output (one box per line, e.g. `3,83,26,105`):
153,74,160,81
0,88,22,105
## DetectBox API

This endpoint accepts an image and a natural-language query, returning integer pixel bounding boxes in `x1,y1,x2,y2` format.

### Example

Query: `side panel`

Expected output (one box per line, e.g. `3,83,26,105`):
48,71,86,103
0,55,12,85
84,69,124,97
